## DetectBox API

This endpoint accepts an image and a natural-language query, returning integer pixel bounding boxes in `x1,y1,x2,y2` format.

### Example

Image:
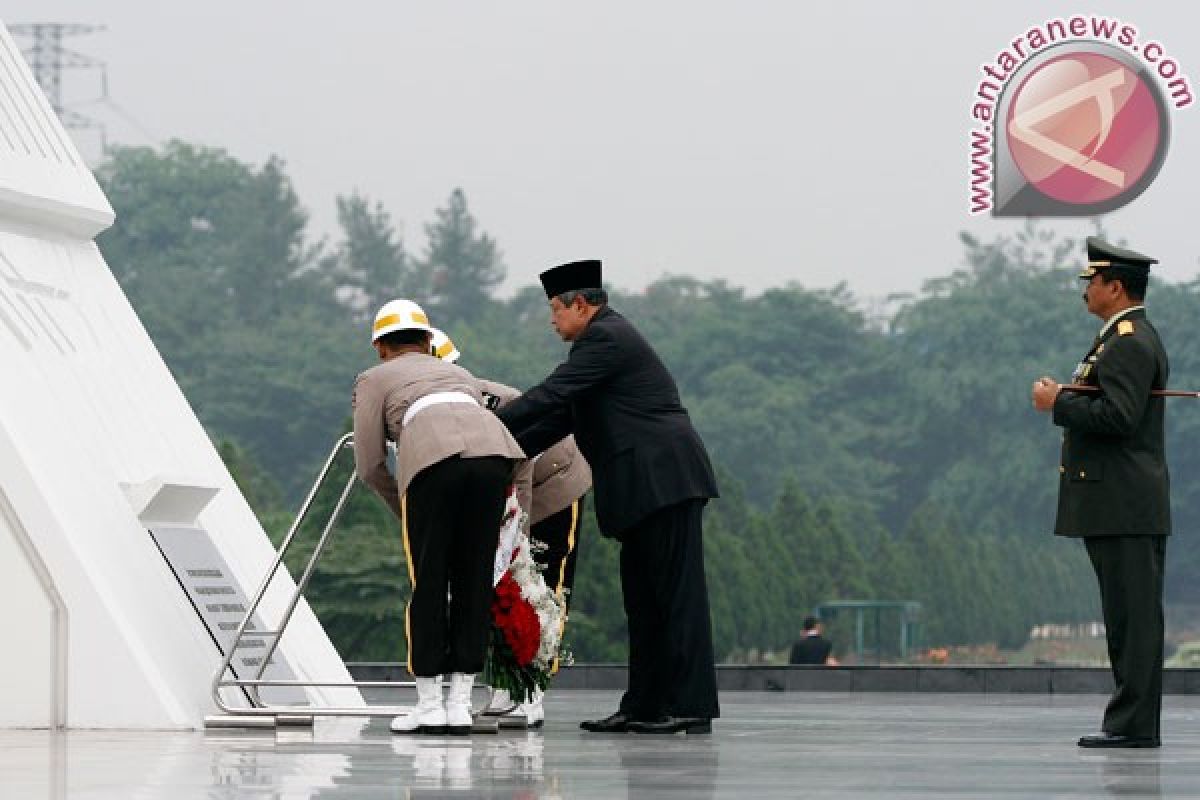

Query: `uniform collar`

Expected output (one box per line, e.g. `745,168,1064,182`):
1097,305,1145,340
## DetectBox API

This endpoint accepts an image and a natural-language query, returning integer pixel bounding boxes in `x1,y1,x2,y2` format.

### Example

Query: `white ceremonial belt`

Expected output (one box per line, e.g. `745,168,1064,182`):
402,391,478,427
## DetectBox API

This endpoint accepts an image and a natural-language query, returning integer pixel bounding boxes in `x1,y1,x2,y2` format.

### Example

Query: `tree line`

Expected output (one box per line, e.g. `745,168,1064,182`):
95,141,1200,663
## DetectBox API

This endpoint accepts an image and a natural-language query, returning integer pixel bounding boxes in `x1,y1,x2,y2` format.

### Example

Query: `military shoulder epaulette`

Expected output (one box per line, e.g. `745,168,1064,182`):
1118,319,1135,336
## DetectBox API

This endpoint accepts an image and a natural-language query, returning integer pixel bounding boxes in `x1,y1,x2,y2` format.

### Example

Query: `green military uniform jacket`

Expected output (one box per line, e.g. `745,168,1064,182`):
1053,307,1171,537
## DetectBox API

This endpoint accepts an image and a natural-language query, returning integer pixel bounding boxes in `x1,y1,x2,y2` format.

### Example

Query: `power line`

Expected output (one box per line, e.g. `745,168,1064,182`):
11,23,108,148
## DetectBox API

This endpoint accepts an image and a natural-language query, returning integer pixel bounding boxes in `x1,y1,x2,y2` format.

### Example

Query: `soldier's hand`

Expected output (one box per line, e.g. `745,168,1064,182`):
1031,376,1060,412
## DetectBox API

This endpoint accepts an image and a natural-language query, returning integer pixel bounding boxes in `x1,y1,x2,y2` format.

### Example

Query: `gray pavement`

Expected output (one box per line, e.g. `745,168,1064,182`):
4,691,1200,798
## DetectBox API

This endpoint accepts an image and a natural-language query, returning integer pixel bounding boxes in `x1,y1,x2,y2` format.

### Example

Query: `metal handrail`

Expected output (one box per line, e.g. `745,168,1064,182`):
209,432,421,719
221,679,418,688
247,460,357,702
208,431,505,724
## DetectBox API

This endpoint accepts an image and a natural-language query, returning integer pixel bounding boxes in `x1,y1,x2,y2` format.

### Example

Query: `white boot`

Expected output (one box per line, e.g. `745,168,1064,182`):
481,687,517,717
390,676,447,734
519,689,545,729
446,673,475,734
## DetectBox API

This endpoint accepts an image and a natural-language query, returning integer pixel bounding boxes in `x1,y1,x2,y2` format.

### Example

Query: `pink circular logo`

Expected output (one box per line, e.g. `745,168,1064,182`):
1006,52,1163,205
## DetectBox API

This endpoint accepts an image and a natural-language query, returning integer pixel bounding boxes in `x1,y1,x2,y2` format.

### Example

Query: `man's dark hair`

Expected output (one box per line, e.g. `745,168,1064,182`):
803,616,820,631
377,328,432,349
556,287,608,307
1101,269,1148,303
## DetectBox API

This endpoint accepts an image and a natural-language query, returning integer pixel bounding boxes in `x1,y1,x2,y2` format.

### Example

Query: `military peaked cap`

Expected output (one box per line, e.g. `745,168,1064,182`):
540,259,603,299
1080,236,1157,280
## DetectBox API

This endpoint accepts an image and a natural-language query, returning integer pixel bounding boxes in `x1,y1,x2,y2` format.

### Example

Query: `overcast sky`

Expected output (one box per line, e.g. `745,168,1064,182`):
6,1,1199,301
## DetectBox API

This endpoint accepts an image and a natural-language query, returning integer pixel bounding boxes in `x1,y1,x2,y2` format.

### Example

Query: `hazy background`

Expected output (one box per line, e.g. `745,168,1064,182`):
7,0,1198,298
10,3,1200,664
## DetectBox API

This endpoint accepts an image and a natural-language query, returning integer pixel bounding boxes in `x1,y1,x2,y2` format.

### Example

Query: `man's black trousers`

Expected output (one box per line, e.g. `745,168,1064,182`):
402,455,512,677
617,499,720,720
1084,534,1167,740
531,497,583,612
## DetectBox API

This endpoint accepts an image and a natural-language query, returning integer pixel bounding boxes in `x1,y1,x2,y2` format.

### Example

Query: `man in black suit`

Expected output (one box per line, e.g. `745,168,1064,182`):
1032,237,1171,749
497,259,720,734
789,616,837,666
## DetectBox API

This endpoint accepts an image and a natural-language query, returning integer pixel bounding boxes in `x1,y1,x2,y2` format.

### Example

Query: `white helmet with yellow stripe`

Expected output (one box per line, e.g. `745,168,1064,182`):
371,298,435,342
430,329,461,363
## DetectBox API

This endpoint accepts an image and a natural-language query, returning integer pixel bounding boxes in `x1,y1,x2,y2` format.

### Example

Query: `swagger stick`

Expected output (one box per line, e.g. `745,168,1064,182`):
1062,384,1200,398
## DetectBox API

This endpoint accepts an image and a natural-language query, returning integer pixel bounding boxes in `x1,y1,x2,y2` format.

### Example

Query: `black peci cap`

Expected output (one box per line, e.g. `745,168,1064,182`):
540,259,603,299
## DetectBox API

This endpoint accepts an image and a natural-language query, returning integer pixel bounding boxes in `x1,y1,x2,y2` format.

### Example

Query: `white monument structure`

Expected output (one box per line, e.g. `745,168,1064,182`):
0,22,359,729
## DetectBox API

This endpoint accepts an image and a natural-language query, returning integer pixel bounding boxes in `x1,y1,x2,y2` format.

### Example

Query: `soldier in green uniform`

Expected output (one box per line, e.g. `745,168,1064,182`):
1032,237,1170,749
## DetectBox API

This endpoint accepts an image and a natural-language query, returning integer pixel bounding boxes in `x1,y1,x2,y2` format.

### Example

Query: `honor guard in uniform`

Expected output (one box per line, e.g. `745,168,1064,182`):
352,299,526,735
430,331,593,728
1032,237,1171,748
496,259,721,735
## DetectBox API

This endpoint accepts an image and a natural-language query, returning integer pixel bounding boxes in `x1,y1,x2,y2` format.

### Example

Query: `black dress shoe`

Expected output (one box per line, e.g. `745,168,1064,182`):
1077,732,1161,748
627,716,712,734
580,711,635,733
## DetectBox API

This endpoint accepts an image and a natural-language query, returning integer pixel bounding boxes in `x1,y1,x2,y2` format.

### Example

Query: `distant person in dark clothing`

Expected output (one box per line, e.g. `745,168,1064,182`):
789,617,838,666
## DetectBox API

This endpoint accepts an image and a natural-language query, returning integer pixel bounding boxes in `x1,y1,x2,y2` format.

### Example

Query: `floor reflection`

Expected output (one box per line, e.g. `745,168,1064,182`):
617,738,718,799
200,720,557,799
380,734,547,797
1094,752,1163,798
3,692,1200,799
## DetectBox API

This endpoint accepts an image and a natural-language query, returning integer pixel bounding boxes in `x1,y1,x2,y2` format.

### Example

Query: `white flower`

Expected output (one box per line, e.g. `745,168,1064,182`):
503,526,566,670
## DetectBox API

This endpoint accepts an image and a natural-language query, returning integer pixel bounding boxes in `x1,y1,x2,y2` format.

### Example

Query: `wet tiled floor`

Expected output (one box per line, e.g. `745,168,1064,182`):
3,691,1200,798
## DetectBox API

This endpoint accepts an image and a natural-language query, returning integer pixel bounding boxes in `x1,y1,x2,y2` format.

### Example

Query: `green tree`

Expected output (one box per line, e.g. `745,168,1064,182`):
327,192,419,320
96,141,364,501
217,438,285,527
191,304,367,500
885,223,1084,535
417,188,505,327
96,140,317,327
98,146,1196,659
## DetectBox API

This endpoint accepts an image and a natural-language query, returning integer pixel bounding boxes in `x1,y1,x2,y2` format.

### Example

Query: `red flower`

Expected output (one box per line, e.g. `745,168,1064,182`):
493,573,521,613
490,572,541,667
503,599,541,666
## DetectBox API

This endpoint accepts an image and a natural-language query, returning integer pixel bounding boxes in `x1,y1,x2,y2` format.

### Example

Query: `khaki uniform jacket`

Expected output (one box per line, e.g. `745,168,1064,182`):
482,380,592,524
353,354,526,518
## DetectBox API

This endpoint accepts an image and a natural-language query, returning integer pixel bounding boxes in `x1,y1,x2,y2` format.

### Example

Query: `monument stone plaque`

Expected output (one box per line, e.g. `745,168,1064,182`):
149,525,307,706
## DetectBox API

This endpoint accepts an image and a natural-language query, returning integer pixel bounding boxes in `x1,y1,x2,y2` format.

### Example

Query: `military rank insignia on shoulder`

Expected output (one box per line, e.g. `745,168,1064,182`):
1118,320,1135,336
